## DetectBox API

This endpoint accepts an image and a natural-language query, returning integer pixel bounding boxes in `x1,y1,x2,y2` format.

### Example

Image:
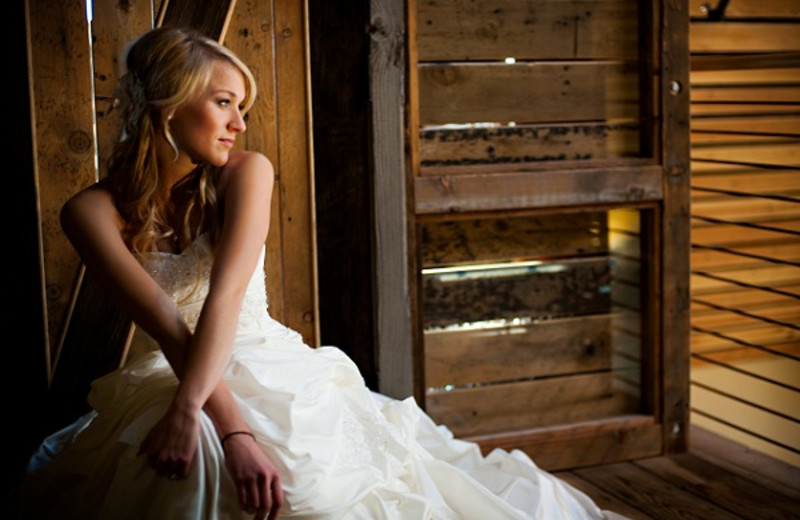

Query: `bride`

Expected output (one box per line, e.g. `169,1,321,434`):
19,26,626,520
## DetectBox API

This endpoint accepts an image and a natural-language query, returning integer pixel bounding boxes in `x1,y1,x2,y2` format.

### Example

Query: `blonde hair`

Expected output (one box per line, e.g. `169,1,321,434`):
108,26,257,255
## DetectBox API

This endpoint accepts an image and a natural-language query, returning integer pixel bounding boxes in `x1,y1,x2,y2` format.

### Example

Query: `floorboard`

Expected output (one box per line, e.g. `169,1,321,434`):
556,424,800,519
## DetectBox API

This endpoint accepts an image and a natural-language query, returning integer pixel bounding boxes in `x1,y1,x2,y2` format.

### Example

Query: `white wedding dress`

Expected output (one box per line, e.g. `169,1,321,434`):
21,234,625,519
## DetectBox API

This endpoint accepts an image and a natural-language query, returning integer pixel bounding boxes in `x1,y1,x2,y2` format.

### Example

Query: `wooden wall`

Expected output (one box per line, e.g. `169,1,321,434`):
687,0,800,465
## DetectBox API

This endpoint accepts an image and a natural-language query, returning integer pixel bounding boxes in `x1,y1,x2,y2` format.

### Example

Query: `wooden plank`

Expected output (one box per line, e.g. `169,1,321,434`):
691,52,800,72
371,0,415,399
691,302,800,330
556,473,653,519
690,286,800,309
661,0,692,455
418,62,639,126
691,170,800,196
691,265,800,292
691,219,800,244
690,104,800,117
271,0,317,345
420,212,608,268
575,460,744,519
424,315,612,388
690,85,800,103
691,67,800,85
691,322,800,352
689,0,800,18
690,116,800,137
422,257,611,329
226,0,284,323
415,165,663,214
28,0,98,373
691,143,800,167
691,197,800,224
690,23,800,54
691,242,800,268
157,0,236,41
419,122,641,167
689,424,800,501
425,372,639,437
473,418,663,472
91,1,154,178
416,0,639,62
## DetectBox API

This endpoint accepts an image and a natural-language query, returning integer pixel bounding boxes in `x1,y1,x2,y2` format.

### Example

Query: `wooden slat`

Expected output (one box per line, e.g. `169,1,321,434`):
692,219,800,244
691,170,800,196
425,372,639,437
691,143,800,167
419,122,640,167
688,424,800,501
661,0,692,455
226,0,284,324
635,452,800,520
690,116,800,137
691,67,800,85
688,0,800,18
416,0,638,62
575,460,744,519
691,196,800,222
28,0,98,373
157,0,236,41
691,243,800,268
690,286,800,309
690,104,800,117
371,0,416,399
424,315,612,388
418,62,639,126
691,302,800,329
271,0,317,345
690,22,800,53
690,85,800,103
473,417,662,472
691,323,800,353
691,52,800,72
422,257,611,329
420,212,608,267
691,265,800,292
91,1,154,178
415,165,663,214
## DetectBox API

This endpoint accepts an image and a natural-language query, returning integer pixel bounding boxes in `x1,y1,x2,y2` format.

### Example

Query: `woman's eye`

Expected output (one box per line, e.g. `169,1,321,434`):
217,98,231,107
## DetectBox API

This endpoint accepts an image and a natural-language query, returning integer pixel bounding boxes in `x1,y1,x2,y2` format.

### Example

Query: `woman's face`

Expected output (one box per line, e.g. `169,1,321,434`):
167,60,247,169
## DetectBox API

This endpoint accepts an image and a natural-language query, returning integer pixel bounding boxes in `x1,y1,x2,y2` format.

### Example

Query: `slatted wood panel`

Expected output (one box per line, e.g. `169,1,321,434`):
415,0,643,169
401,0,689,467
688,3,800,464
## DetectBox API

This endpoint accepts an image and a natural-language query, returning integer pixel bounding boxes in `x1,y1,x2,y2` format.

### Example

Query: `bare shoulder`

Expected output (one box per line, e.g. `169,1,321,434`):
60,182,122,239
222,151,274,181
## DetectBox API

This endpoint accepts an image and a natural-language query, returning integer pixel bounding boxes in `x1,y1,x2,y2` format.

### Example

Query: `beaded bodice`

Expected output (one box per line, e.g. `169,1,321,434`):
141,233,269,333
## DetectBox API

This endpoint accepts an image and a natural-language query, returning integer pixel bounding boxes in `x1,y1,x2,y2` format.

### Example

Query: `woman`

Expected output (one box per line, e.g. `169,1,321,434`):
20,27,626,520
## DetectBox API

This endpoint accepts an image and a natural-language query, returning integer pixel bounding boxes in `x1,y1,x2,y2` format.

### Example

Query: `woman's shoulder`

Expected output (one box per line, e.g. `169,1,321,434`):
217,151,274,195
60,180,123,234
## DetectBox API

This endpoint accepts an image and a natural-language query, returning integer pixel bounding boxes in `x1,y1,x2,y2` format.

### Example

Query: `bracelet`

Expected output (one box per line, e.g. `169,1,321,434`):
220,430,256,452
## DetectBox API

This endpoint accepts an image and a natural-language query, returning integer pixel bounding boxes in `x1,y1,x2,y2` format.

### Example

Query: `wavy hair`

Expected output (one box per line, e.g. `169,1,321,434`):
108,26,257,255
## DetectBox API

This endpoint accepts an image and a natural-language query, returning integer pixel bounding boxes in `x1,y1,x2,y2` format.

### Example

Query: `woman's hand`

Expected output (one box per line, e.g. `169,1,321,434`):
223,433,284,520
138,403,201,480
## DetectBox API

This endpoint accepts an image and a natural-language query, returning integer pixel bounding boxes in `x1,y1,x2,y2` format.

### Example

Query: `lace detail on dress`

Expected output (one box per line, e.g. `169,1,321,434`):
141,233,269,333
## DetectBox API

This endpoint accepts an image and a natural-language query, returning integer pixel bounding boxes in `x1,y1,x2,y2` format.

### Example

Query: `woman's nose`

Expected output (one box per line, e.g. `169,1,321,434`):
230,110,247,133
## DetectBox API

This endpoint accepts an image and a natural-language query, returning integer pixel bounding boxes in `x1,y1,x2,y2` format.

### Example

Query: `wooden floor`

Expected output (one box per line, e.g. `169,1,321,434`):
555,425,800,519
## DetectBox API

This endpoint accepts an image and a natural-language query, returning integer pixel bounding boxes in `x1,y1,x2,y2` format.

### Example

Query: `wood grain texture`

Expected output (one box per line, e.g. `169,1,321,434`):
371,0,416,399
416,0,638,62
418,61,639,126
27,0,98,372
415,165,663,214
425,372,640,437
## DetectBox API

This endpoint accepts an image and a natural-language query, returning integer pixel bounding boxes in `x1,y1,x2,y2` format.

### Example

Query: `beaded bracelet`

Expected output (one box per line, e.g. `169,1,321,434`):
220,430,256,452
